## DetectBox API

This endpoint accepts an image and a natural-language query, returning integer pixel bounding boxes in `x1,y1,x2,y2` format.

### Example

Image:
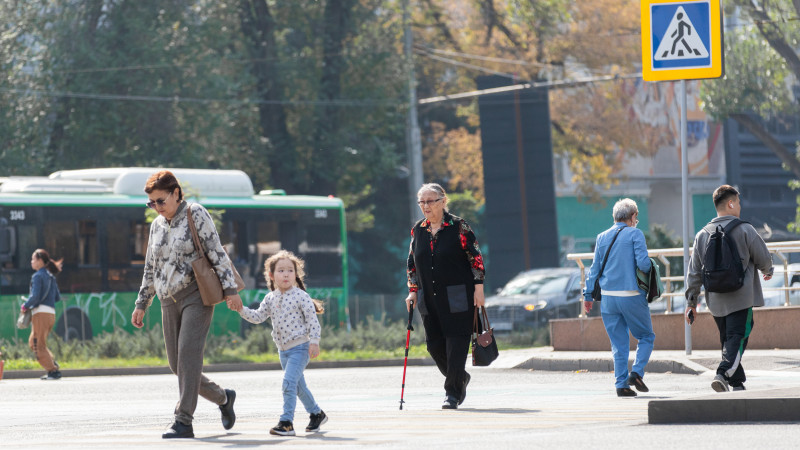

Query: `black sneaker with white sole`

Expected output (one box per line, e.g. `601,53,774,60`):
41,370,62,380
270,420,296,436
306,410,328,432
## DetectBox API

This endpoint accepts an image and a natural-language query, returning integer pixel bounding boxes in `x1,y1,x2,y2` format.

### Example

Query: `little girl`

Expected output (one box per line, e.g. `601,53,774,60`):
239,250,327,436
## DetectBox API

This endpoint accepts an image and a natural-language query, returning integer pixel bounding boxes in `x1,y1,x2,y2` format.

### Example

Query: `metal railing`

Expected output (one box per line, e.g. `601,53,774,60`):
567,240,800,316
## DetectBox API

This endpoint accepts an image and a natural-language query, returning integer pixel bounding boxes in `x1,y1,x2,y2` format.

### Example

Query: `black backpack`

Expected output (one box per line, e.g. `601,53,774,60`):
701,219,746,293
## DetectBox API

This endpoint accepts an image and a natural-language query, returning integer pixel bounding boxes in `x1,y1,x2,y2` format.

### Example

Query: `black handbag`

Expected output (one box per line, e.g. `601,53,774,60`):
472,306,499,366
590,226,625,302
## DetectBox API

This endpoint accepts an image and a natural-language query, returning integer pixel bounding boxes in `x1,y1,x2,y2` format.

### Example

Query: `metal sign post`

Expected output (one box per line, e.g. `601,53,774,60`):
642,0,724,355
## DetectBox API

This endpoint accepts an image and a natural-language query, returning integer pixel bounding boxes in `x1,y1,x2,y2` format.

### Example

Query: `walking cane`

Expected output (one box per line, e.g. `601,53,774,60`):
399,301,415,410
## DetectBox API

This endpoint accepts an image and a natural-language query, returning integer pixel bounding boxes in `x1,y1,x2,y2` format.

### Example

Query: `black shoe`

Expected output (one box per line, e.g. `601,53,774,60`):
616,387,637,397
442,395,458,409
219,389,236,430
458,373,471,405
270,420,296,436
41,370,61,380
162,421,194,439
306,410,328,432
627,372,649,392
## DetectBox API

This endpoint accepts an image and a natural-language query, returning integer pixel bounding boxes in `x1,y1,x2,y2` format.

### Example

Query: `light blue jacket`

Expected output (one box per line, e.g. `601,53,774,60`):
23,268,61,310
583,223,651,301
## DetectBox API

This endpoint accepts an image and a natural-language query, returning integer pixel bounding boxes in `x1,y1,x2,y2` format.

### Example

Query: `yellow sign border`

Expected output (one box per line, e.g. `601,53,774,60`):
641,0,723,81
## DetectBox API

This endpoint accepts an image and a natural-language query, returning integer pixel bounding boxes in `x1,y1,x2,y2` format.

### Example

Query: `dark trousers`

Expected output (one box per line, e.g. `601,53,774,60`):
425,332,470,400
713,307,753,387
161,290,227,424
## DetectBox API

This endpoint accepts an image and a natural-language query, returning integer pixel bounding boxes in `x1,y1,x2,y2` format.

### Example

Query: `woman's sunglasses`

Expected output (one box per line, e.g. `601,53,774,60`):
146,192,173,209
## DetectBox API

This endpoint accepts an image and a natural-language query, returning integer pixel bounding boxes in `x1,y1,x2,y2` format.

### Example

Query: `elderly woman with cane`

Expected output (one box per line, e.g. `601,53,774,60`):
405,183,486,410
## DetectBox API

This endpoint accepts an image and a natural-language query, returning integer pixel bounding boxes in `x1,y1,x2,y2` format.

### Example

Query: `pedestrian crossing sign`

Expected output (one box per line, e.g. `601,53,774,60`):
641,0,723,81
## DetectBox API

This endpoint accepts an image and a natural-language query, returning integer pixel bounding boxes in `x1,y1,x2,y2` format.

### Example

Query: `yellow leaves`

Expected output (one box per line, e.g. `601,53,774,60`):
422,121,484,200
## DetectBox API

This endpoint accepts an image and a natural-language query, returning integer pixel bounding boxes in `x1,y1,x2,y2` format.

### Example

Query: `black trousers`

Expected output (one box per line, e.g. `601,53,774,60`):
713,307,754,387
425,330,470,400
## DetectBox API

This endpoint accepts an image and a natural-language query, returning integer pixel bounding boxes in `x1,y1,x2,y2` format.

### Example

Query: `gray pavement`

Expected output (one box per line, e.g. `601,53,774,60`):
2,347,800,449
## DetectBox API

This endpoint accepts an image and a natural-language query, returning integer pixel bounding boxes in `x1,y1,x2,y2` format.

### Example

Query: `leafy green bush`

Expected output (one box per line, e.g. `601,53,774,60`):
0,315,546,369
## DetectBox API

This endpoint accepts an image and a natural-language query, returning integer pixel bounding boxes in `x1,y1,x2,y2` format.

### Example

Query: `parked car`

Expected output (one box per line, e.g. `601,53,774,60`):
761,263,800,307
485,267,588,332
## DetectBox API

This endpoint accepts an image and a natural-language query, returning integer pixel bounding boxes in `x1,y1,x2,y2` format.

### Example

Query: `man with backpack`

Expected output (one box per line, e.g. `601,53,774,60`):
685,185,773,392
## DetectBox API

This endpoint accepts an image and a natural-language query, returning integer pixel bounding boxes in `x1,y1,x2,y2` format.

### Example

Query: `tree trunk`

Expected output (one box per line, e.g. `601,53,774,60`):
731,113,800,180
310,0,355,196
239,0,298,193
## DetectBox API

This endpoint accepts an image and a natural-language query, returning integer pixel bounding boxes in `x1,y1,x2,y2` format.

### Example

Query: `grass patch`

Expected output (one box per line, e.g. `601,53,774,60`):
0,316,548,371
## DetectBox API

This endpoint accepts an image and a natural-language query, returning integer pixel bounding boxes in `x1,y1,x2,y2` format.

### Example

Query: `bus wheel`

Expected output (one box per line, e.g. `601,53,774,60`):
55,307,93,342
240,301,268,338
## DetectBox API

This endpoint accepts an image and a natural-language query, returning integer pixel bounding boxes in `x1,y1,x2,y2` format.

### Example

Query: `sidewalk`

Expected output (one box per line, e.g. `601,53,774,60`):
5,346,800,380
494,347,800,375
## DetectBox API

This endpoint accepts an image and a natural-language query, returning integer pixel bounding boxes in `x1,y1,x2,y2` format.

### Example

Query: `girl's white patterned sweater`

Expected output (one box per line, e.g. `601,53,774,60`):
239,286,321,351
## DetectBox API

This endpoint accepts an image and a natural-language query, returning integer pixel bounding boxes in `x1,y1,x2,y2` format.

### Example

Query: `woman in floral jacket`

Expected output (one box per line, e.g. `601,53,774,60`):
405,183,485,410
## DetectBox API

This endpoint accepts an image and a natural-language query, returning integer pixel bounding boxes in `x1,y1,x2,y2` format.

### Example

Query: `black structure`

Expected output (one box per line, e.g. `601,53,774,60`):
477,75,560,289
724,117,798,239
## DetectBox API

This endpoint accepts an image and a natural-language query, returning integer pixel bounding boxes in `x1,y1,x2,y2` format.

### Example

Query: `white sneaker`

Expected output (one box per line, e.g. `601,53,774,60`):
711,374,729,392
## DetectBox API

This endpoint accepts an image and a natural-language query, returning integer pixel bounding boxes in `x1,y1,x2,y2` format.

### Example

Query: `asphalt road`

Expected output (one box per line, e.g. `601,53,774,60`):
3,363,800,449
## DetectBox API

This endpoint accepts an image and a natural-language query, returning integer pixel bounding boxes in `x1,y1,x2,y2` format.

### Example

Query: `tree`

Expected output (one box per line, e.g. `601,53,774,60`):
699,8,800,178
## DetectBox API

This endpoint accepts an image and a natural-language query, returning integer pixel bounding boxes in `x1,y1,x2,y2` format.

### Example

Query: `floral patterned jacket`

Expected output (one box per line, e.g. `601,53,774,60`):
135,201,238,310
407,211,485,293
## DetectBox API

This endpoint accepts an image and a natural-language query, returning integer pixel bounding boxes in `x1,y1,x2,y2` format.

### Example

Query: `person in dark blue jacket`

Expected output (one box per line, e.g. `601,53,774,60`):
583,199,655,397
21,249,63,380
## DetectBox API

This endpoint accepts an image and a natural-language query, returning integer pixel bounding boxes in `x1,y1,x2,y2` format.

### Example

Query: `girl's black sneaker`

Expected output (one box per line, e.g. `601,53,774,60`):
306,411,328,432
270,420,296,436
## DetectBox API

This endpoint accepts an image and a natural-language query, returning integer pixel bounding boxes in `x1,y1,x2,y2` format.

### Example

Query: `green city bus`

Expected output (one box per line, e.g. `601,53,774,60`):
0,168,348,341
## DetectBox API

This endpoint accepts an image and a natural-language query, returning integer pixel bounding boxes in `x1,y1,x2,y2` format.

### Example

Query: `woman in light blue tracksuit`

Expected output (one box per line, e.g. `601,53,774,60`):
583,198,655,397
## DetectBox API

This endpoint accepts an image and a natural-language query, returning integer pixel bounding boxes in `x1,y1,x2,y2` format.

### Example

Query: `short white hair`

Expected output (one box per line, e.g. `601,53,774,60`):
417,183,448,211
612,198,638,222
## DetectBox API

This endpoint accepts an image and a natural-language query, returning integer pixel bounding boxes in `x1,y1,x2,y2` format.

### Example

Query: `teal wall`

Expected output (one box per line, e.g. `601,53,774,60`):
557,193,717,255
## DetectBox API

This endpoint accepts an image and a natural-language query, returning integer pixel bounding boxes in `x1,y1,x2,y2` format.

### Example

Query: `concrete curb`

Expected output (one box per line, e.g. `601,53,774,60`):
1,357,437,380
648,388,800,424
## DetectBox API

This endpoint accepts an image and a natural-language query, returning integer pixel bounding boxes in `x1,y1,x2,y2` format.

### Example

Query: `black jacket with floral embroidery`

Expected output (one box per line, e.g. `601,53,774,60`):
407,211,485,336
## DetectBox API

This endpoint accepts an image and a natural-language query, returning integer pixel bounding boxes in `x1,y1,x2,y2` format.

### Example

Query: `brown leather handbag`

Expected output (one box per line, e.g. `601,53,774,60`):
186,205,245,306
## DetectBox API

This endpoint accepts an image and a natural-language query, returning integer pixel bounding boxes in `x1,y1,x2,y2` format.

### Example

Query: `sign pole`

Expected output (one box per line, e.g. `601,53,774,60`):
680,79,692,355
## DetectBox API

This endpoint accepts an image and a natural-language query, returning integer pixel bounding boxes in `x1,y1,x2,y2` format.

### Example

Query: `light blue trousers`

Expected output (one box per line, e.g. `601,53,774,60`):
600,294,656,389
279,342,321,422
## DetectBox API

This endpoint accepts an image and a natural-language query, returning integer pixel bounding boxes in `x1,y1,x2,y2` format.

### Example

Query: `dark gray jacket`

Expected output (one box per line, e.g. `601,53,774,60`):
685,215,774,317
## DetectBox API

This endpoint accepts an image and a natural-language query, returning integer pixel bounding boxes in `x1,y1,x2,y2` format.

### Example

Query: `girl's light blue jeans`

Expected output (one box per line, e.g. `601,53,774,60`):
279,341,321,422
600,294,656,389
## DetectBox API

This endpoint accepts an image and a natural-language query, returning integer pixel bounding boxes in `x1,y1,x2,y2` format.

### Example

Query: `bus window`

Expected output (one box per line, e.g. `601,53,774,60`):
255,221,281,289
78,220,99,266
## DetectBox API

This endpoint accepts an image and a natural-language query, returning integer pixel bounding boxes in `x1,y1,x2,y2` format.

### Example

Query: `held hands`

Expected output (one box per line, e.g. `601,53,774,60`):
309,343,320,359
131,309,145,329
225,294,243,312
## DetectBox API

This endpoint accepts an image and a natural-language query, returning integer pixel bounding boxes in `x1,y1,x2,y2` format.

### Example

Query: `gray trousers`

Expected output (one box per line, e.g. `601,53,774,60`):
161,289,226,424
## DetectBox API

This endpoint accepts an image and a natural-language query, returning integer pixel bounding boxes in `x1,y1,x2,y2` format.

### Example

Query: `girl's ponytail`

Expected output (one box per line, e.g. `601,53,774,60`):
296,276,324,314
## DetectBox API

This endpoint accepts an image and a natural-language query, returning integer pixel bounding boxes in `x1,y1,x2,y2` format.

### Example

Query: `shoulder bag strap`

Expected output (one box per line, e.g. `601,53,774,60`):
596,226,625,282
473,307,479,336
185,204,205,257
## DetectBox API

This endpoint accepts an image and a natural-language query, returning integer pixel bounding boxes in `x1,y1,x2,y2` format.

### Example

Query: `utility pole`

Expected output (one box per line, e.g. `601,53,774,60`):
403,0,423,225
